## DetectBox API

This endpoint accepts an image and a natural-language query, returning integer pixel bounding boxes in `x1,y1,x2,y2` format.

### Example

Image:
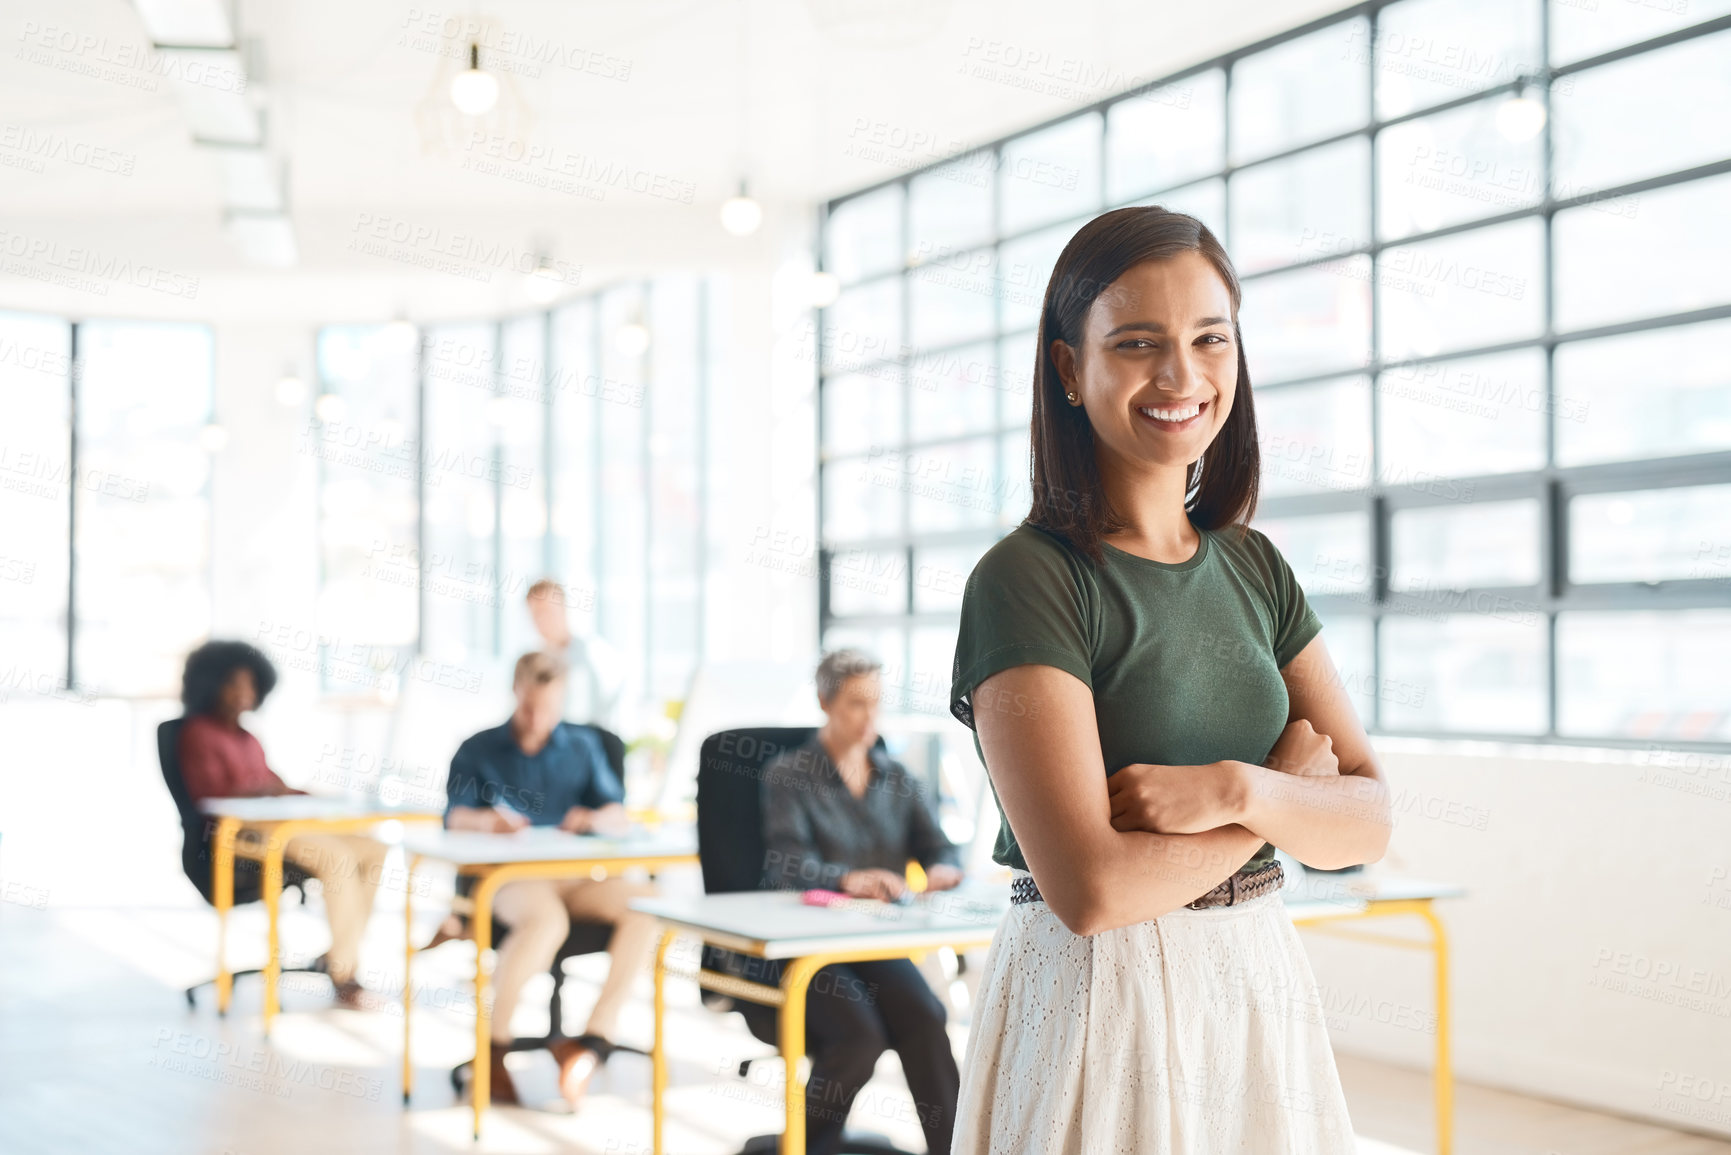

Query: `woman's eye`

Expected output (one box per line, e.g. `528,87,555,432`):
1198,334,1229,345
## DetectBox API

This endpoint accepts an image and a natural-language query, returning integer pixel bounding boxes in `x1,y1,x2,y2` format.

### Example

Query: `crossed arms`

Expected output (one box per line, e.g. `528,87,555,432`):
972,633,1391,936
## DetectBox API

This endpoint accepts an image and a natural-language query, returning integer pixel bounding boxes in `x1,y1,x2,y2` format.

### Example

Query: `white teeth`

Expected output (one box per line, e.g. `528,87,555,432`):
1138,402,1202,423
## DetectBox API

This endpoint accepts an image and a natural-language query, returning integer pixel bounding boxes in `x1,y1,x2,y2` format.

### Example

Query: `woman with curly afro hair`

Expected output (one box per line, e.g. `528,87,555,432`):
178,640,388,1009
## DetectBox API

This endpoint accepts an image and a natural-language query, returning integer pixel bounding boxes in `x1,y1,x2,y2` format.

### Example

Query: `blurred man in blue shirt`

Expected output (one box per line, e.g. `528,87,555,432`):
444,651,659,1108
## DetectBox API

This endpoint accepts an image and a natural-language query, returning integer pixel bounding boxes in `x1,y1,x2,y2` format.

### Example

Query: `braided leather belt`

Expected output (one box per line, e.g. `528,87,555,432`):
1010,859,1285,911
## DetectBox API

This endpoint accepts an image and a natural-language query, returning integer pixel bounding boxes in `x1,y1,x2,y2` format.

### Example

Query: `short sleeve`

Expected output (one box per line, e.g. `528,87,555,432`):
1254,529,1324,668
949,527,1095,730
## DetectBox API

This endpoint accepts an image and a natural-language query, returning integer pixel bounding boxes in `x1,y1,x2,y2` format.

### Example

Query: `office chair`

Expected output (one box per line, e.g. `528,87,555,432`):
696,726,913,1155
445,723,651,1097
157,717,323,1013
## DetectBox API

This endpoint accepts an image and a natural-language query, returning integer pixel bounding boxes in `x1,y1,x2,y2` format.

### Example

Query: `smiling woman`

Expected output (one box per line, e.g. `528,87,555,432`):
948,206,1390,1154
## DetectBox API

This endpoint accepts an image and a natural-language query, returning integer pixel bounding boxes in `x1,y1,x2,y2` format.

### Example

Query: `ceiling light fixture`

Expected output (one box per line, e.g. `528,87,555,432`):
720,179,763,237
1496,77,1547,142
525,253,565,304
314,393,348,424
275,371,307,407
450,43,499,116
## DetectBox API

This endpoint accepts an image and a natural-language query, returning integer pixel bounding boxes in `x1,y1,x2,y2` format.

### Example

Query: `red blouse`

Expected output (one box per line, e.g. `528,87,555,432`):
179,714,289,802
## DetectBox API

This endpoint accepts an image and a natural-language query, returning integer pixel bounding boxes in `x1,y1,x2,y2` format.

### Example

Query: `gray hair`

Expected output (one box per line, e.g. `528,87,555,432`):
815,648,883,703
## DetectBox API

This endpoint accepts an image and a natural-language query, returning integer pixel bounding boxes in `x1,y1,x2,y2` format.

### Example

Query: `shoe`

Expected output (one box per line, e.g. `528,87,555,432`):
332,979,373,1010
550,1034,611,1107
486,1050,520,1105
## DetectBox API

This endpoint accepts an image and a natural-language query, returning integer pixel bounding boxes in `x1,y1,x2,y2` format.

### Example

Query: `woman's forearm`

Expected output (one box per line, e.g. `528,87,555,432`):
1231,761,1391,869
1054,822,1267,935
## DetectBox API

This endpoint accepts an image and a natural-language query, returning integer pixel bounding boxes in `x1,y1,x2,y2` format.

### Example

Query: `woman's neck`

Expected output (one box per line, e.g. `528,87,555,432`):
1095,447,1200,562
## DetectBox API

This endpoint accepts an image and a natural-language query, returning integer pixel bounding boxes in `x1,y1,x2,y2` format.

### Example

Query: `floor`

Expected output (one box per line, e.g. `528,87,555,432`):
3,888,1729,1155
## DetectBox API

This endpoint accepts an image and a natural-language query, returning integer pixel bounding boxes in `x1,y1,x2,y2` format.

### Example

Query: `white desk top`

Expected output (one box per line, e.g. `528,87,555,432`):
1283,872,1465,919
399,823,699,867
630,886,1008,959
196,795,440,822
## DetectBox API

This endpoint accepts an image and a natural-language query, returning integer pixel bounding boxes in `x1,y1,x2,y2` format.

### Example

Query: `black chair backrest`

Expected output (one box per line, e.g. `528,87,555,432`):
696,727,816,895
696,727,887,895
589,723,628,786
157,717,216,899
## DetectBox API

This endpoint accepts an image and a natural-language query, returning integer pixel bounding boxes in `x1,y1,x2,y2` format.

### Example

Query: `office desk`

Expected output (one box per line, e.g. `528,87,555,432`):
198,795,441,1034
1286,873,1465,1155
397,825,700,1139
633,886,1006,1155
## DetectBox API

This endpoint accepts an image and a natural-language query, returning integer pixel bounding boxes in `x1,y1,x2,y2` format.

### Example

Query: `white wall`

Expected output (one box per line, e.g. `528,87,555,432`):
1307,737,1731,1139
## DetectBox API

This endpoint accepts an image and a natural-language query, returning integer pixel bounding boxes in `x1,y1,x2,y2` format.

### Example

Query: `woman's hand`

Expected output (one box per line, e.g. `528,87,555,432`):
1106,762,1247,834
840,868,907,901
1264,720,1340,777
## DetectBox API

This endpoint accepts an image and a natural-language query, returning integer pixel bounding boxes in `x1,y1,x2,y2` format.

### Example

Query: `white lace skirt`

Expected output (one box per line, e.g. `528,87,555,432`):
952,872,1356,1154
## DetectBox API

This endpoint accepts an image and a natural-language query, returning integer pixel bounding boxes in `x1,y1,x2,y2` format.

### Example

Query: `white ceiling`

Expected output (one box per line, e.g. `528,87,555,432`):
0,0,1352,321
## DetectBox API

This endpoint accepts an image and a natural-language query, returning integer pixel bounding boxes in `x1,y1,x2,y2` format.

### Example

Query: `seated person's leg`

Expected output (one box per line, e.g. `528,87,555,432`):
489,880,571,1044
556,876,660,1043
848,958,960,1155
283,832,382,987
802,962,890,1155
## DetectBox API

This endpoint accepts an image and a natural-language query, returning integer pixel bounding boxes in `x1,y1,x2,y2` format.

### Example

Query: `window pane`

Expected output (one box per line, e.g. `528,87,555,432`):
0,313,71,683
647,278,703,701
1000,114,1102,236
1230,18,1369,164
75,321,214,696
1378,218,1544,360
909,155,994,262
998,433,1031,529
422,322,501,662
999,222,1070,333
1138,178,1227,244
1317,613,1376,724
824,367,903,457
824,453,902,543
1391,499,1541,590
1549,0,1731,66
550,300,598,644
1257,376,1372,495
1555,319,1731,466
1241,259,1372,382
907,625,960,719
909,342,997,442
1570,484,1731,585
913,542,986,614
1377,96,1542,241
823,278,903,373
1254,512,1373,598
907,437,999,533
1106,70,1225,203
597,287,648,710
500,315,549,661
826,183,904,283
908,249,994,351
1378,348,1547,480
828,548,906,616
1231,137,1370,274
1554,173,1731,332
1553,31,1731,198
1557,610,1731,741
998,333,1035,432
1380,613,1548,733
1374,0,1541,117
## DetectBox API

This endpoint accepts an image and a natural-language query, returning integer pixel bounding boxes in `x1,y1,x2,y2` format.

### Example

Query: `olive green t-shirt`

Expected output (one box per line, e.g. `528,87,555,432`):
948,520,1323,876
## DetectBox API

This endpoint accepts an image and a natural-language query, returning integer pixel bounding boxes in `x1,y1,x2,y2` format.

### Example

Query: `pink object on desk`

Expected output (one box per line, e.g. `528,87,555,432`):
801,889,851,907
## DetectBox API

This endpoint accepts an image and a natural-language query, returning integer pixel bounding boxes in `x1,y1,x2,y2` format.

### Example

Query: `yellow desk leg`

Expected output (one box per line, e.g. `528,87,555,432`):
471,870,500,1141
651,930,676,1155
403,853,417,1106
778,956,825,1155
262,829,287,1035
212,817,238,1015
1420,903,1453,1155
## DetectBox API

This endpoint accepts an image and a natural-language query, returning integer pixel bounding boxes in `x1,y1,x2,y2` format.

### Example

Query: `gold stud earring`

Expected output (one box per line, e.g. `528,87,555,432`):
1065,391,1079,405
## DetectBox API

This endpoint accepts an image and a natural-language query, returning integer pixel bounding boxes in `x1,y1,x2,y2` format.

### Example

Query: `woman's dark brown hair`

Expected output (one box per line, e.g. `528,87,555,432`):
1025,205,1259,565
